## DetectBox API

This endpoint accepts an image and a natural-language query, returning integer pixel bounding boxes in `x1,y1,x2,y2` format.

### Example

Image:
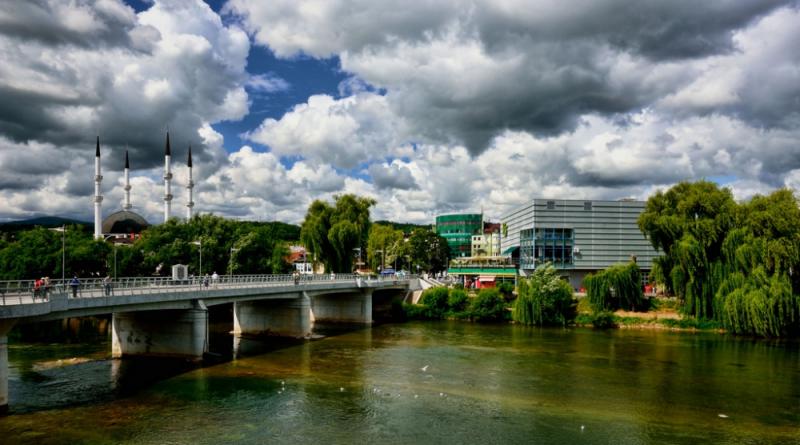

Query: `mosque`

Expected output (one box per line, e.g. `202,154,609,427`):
93,133,195,241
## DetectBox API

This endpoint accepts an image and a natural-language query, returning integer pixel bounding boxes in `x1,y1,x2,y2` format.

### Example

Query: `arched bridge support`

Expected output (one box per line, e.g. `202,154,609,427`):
111,301,208,361
310,289,373,324
233,293,311,338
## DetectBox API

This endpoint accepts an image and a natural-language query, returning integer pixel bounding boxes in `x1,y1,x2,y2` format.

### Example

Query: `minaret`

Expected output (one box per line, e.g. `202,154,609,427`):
93,136,103,240
163,132,172,222
123,149,132,211
186,146,194,220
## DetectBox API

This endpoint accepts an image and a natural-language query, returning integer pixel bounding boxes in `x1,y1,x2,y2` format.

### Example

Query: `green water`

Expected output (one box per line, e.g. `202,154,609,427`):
1,322,799,444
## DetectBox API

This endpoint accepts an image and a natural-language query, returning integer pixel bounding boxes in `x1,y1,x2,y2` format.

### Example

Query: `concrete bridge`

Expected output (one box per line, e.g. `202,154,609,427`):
0,273,420,413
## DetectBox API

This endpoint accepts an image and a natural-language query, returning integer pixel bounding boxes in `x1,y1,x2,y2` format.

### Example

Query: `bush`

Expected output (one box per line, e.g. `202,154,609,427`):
513,264,576,326
402,303,429,320
584,262,646,312
469,288,507,322
497,282,516,302
419,287,450,319
447,288,469,313
591,310,617,329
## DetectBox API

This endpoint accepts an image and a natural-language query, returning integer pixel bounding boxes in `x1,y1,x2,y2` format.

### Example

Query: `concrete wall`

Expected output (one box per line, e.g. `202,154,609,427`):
311,291,372,324
111,307,207,361
233,295,311,338
0,319,15,414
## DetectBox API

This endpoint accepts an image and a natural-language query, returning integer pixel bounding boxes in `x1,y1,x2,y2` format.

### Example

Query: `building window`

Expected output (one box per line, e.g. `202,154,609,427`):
584,201,592,211
546,200,555,210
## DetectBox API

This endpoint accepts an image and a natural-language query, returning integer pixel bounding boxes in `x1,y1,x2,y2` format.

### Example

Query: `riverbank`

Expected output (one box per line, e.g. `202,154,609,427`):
574,303,724,333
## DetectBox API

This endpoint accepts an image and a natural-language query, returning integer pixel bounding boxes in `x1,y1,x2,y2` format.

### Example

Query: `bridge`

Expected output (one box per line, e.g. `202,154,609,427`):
0,273,420,413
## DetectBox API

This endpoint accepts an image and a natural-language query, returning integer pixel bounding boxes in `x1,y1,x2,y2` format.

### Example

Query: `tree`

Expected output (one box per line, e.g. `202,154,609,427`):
300,194,375,273
403,228,450,274
367,224,403,271
638,180,736,318
513,263,575,326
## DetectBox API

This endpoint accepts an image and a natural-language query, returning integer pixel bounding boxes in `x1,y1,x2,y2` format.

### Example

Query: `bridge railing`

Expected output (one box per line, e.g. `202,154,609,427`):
0,273,413,306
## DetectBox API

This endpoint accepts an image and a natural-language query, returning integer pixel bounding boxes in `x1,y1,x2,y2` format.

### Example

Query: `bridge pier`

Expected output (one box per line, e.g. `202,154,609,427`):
311,290,373,324
0,319,16,414
112,303,208,361
233,294,311,338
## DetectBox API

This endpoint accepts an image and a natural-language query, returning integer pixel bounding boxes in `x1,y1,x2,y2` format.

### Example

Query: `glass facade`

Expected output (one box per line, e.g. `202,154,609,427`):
435,214,483,257
520,228,574,269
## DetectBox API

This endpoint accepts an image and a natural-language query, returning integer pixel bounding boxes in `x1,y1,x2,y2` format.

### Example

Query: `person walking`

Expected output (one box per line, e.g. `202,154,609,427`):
69,275,80,298
103,275,112,296
43,276,51,300
33,277,43,301
211,271,219,288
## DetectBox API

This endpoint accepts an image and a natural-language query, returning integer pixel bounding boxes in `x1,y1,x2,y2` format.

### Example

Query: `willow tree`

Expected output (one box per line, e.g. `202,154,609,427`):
584,262,645,312
638,180,736,318
367,224,404,271
713,190,800,336
513,263,575,326
300,194,375,273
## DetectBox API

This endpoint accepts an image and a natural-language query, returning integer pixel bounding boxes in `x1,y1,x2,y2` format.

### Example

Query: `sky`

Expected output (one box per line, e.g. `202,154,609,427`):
0,0,798,225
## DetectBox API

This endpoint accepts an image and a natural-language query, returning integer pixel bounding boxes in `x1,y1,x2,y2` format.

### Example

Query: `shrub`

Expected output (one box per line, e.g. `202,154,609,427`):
447,288,469,313
402,303,429,320
584,262,646,312
469,288,507,322
497,282,516,302
513,264,576,326
591,310,617,329
419,287,450,319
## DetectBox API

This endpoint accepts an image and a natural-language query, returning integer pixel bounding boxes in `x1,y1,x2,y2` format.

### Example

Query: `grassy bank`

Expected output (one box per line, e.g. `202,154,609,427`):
574,298,724,332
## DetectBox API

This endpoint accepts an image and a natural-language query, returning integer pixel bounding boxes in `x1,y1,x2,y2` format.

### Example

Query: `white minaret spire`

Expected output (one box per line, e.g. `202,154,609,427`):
186,145,194,220
93,136,103,240
163,132,172,223
123,149,132,211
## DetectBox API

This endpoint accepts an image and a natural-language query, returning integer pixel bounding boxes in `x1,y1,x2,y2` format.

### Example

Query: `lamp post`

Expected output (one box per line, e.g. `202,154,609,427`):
353,247,361,272
229,247,239,277
61,225,65,282
375,249,384,272
104,235,117,280
192,239,202,278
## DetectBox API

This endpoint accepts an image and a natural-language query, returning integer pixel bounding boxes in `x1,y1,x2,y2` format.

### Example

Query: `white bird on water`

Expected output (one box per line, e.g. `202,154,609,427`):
421,365,429,372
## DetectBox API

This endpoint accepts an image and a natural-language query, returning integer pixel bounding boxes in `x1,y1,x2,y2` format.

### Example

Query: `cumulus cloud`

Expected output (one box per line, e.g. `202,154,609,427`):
228,0,793,155
245,93,409,169
0,0,249,171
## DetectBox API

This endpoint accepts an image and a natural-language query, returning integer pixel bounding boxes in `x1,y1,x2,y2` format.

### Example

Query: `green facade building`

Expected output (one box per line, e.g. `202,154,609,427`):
435,213,482,257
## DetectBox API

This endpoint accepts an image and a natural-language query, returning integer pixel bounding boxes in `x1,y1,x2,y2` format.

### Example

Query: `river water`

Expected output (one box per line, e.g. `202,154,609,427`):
1,320,798,444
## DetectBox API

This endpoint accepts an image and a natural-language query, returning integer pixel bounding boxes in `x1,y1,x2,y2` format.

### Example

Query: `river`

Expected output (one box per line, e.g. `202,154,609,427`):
1,320,798,444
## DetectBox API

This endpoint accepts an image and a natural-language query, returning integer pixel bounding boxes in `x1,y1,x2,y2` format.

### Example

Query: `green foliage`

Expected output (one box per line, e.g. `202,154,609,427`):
513,264,576,326
448,288,469,312
590,310,617,329
469,288,507,322
639,183,800,337
419,287,450,319
497,281,515,302
403,228,450,274
584,262,645,312
0,215,300,280
300,195,375,273
367,224,404,271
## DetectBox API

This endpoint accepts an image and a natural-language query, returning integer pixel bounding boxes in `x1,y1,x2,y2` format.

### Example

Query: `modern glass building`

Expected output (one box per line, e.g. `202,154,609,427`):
501,199,659,290
436,213,483,258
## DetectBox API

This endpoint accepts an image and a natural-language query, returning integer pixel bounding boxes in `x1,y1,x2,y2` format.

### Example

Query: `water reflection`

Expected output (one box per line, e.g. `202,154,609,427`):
1,320,799,444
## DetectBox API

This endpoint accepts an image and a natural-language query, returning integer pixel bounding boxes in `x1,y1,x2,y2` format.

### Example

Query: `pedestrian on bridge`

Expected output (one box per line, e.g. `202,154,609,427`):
33,277,43,301
69,275,80,298
103,275,112,296
212,271,219,288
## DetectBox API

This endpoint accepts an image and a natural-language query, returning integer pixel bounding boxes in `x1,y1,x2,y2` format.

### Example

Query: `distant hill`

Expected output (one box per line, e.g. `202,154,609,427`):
0,216,91,229
374,220,431,235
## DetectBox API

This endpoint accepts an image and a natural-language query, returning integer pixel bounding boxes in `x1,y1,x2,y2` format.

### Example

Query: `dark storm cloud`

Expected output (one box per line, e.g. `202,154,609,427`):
0,0,137,48
476,0,790,60
368,163,418,190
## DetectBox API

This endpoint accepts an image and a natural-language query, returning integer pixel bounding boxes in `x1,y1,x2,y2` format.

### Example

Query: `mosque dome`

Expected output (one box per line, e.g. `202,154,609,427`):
102,210,150,234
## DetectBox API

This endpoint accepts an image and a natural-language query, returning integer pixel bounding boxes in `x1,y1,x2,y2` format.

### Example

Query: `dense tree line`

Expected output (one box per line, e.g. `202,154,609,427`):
639,181,800,336
0,216,300,280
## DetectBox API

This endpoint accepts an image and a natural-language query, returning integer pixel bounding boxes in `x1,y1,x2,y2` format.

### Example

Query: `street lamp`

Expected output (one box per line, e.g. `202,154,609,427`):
229,247,239,277
375,249,384,272
49,225,67,282
104,235,118,280
191,239,203,278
